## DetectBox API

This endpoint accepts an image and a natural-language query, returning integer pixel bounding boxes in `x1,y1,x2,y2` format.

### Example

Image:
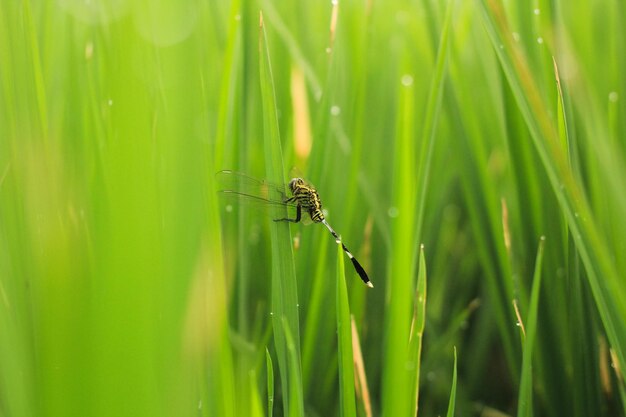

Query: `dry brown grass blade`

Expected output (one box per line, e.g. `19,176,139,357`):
351,316,372,417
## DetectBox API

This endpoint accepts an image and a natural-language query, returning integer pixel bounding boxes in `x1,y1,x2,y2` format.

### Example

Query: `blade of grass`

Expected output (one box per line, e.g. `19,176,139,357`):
517,237,545,417
0,8,36,417
409,245,427,417
383,2,451,414
383,49,418,417
283,318,306,417
351,317,372,417
210,3,247,416
21,0,48,143
204,184,237,417
301,233,331,389
214,0,242,169
445,347,458,417
249,369,265,417
568,240,601,417
327,0,371,239
259,12,304,416
552,58,570,168
266,348,275,417
413,0,453,247
615,349,626,413
336,242,357,417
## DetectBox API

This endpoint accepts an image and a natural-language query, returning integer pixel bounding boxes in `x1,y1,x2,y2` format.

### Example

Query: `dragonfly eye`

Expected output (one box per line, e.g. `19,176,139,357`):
289,178,304,191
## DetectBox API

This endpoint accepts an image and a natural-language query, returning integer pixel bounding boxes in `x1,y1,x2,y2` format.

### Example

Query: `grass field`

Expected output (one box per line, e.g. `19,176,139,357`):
1,1,625,416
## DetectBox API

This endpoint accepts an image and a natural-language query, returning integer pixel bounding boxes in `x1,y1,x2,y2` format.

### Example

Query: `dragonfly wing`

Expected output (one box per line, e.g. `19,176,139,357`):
218,190,298,208
216,170,290,201
216,170,300,213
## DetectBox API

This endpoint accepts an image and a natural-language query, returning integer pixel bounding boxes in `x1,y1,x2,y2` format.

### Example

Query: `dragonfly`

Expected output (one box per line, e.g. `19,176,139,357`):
216,170,373,288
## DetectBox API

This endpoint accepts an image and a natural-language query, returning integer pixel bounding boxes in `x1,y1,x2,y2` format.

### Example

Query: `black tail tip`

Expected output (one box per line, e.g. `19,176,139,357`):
350,257,373,288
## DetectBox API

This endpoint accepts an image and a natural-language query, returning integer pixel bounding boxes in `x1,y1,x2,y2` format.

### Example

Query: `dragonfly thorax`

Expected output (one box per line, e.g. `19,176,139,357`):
289,178,324,223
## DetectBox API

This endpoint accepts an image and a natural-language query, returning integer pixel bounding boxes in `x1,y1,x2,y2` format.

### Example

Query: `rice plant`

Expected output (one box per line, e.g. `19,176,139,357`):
1,0,625,416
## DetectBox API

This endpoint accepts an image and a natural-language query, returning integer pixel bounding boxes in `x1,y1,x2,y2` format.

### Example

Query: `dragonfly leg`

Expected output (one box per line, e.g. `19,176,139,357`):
274,204,302,223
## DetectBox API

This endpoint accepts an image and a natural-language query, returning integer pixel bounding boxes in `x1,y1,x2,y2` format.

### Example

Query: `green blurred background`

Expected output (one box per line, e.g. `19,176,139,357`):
1,0,625,416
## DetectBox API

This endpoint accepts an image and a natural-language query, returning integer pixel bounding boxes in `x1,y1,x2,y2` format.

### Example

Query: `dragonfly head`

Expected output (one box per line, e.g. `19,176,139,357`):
288,178,305,193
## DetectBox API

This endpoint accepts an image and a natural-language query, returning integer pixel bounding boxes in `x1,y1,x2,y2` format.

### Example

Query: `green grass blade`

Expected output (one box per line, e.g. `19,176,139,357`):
282,318,306,417
618,376,626,417
21,0,48,142
409,245,427,416
266,348,275,417
552,58,570,168
214,0,242,168
301,234,331,390
384,2,451,414
336,242,357,417
517,237,546,417
250,370,265,417
383,53,418,417
205,182,237,417
414,0,453,246
259,12,304,416
445,347,458,417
